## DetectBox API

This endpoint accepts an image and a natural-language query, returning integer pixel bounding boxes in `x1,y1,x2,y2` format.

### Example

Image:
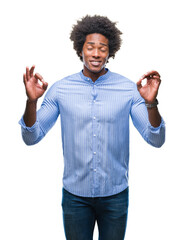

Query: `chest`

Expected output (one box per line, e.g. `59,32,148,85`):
58,84,133,122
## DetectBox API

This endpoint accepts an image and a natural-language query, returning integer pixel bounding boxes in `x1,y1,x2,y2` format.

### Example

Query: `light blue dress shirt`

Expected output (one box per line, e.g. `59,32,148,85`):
19,69,165,197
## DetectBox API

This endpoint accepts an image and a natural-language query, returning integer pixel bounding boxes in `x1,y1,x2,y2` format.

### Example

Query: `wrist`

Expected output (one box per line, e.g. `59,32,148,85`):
145,99,159,109
27,98,38,104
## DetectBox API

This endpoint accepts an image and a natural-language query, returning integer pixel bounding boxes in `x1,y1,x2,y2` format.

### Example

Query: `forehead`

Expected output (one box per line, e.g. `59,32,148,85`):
85,33,109,45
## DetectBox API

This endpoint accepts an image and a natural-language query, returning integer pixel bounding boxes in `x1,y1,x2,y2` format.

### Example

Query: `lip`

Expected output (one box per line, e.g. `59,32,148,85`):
90,60,102,67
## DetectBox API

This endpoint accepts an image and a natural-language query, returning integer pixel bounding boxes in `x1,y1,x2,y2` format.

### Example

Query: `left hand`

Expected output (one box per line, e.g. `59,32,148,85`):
137,70,161,103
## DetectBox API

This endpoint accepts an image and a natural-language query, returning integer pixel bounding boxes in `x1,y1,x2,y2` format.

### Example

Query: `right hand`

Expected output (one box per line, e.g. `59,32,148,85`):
23,65,48,102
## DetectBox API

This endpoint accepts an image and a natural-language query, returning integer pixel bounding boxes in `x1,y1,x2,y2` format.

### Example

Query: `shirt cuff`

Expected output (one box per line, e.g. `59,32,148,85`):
19,116,38,132
148,117,165,133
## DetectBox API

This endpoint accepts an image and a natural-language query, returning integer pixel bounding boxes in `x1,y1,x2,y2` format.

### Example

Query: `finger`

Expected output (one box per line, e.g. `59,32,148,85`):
26,67,30,81
153,75,161,83
39,78,48,90
153,75,161,80
35,74,48,90
139,73,146,80
23,73,27,85
143,70,161,79
34,73,44,81
30,65,35,77
137,79,143,90
146,70,160,77
137,78,142,86
42,81,48,90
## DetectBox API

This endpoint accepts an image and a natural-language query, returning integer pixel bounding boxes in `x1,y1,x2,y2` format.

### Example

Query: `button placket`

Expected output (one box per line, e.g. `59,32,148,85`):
91,84,99,195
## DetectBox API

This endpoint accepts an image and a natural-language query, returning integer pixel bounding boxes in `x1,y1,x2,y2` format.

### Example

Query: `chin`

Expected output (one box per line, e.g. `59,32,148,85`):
89,66,104,74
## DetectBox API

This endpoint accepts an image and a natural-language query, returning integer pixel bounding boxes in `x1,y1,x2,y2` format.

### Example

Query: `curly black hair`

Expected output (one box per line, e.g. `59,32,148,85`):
70,15,122,61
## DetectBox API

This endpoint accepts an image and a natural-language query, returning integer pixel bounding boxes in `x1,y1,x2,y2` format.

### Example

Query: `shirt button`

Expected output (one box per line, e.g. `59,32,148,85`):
93,134,96,137
93,100,96,103
93,116,96,120
94,169,97,172
87,78,90,81
93,152,96,155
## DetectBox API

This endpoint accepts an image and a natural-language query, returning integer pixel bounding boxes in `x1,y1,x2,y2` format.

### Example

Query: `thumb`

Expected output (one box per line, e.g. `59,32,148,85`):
42,81,48,91
137,79,143,90
39,78,48,91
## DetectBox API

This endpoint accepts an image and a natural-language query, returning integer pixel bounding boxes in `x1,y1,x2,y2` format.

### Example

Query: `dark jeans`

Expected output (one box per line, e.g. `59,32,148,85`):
62,187,129,240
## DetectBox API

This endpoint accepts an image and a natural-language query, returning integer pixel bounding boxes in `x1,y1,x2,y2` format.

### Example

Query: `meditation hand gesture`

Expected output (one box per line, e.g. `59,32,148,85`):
23,65,48,102
137,70,161,104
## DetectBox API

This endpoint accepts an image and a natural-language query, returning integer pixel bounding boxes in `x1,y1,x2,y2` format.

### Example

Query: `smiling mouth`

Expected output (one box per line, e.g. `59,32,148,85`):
90,61,102,67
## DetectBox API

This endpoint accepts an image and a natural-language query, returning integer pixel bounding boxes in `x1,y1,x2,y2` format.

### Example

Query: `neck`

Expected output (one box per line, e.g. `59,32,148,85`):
83,67,107,82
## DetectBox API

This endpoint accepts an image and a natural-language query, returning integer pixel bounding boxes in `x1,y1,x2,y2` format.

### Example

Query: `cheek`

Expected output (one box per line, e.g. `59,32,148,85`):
103,55,109,65
82,55,88,66
81,51,87,61
82,52,90,66
104,52,109,62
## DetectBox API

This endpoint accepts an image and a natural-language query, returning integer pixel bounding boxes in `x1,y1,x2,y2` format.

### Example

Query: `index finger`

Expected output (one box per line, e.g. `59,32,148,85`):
141,70,160,79
30,65,35,77
26,67,30,81
34,72,44,81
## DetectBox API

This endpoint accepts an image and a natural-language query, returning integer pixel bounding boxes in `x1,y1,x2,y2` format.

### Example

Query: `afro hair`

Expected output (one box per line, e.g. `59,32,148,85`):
70,15,122,61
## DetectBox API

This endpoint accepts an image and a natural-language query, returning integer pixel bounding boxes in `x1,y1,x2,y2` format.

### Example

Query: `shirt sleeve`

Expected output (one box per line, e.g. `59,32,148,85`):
130,84,165,148
19,82,60,145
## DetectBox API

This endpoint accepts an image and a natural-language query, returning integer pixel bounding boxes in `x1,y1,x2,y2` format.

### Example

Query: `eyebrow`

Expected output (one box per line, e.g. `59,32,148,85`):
87,42,108,47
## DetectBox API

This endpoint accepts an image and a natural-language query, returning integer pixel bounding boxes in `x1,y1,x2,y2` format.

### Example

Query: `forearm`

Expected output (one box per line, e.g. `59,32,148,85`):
131,96,165,148
20,99,43,145
23,99,38,127
147,106,162,127
146,105,165,148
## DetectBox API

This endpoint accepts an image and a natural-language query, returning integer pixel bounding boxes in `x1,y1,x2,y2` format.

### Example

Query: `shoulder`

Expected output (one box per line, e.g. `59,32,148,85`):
108,70,136,89
44,72,81,99
48,72,82,89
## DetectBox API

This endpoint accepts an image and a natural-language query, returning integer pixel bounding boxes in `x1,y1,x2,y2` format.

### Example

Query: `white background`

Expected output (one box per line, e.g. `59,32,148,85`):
0,0,183,239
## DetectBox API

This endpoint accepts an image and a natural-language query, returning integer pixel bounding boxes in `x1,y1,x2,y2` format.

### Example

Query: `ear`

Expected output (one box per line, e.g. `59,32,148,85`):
79,51,83,61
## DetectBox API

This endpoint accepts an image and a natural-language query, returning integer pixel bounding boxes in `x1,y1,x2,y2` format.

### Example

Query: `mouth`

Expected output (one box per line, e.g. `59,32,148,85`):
90,60,102,67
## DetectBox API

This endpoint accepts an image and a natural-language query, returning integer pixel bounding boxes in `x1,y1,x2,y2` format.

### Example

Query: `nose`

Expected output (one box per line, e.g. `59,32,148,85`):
92,48,100,58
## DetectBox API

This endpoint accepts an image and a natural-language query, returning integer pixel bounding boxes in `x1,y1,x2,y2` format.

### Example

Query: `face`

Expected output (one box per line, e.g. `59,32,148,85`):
80,33,109,77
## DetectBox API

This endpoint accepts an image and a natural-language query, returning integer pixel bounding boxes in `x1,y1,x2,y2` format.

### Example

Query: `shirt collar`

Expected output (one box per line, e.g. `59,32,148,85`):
79,68,111,84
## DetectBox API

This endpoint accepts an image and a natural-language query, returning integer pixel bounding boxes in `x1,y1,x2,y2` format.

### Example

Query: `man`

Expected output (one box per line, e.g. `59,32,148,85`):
19,15,165,240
